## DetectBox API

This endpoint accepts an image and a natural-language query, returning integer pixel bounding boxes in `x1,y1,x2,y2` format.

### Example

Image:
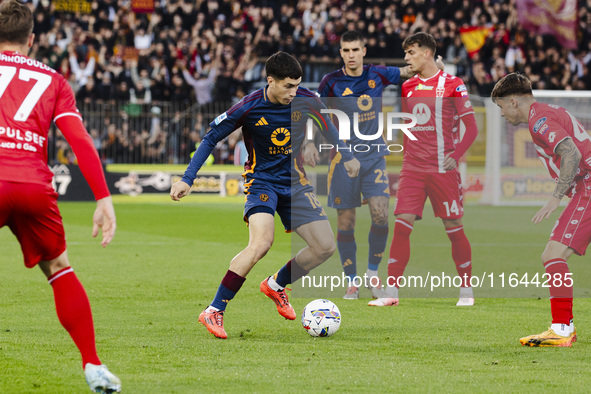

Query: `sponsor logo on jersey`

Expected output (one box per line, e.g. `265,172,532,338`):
461,91,468,97
357,94,372,111
214,112,227,125
255,117,268,126
533,117,547,133
456,85,467,92
271,128,290,146
342,87,353,96
412,103,431,125
539,123,549,135
368,80,376,88
416,84,434,90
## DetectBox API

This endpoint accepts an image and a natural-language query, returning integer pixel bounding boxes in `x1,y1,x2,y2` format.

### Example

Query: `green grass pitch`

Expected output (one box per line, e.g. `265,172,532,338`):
1,195,591,392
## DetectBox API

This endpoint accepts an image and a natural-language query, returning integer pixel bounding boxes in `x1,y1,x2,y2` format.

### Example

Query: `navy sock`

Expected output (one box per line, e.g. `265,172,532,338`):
337,230,356,281
368,224,388,271
210,270,246,311
275,259,310,287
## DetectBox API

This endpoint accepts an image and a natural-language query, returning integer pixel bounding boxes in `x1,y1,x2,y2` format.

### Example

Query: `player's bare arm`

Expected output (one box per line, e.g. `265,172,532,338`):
170,181,191,201
399,55,444,79
532,138,582,224
93,196,116,247
553,138,582,199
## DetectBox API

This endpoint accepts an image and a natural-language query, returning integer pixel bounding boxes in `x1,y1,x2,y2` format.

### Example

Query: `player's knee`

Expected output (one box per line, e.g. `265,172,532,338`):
541,250,557,264
315,238,336,261
337,209,355,230
371,214,388,226
38,251,70,278
443,218,462,229
249,241,273,261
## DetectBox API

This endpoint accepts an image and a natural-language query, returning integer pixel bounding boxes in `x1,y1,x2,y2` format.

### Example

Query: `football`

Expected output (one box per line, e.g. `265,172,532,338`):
301,299,341,337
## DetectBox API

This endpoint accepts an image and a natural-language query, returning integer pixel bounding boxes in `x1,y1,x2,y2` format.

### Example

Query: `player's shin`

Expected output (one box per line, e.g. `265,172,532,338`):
209,270,246,312
337,229,357,282
367,223,388,273
271,258,310,289
387,219,413,287
48,267,101,368
446,226,472,287
544,258,573,326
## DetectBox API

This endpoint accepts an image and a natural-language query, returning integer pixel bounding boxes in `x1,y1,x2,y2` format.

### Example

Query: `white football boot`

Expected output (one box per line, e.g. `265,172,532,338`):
85,363,122,393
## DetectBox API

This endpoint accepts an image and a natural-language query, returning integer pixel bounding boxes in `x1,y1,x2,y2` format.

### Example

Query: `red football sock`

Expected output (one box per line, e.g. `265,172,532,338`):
387,219,413,288
446,226,472,287
544,258,573,325
48,267,101,368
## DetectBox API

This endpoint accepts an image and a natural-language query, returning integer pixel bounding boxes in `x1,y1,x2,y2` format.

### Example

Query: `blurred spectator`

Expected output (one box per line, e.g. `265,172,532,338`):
31,0,591,165
182,45,221,105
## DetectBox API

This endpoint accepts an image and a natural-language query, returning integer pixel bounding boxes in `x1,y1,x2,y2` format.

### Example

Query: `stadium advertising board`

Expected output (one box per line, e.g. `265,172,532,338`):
50,165,246,200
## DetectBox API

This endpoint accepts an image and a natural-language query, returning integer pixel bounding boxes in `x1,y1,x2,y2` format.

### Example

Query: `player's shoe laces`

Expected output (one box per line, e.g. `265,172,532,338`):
199,309,228,339
260,277,296,320
84,363,121,394
519,328,575,347
343,286,359,299
366,277,385,299
368,297,399,306
456,287,475,306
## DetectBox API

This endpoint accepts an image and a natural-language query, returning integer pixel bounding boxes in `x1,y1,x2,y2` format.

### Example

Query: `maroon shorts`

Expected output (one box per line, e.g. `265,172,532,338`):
394,168,464,220
0,181,66,267
550,186,591,256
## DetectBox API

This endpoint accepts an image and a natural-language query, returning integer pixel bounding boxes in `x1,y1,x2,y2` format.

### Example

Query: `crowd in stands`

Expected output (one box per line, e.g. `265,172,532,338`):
28,0,591,164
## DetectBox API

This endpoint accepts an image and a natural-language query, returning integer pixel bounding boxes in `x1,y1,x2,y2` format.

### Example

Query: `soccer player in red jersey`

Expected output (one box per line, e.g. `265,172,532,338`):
0,1,121,391
370,32,479,307
492,73,590,347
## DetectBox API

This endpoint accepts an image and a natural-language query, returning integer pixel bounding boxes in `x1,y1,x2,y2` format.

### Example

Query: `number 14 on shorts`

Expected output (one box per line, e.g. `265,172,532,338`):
443,200,460,216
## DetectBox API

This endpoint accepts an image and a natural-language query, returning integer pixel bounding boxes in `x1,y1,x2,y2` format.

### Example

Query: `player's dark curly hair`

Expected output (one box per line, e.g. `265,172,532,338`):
0,0,33,45
265,51,302,81
491,73,533,102
402,32,437,56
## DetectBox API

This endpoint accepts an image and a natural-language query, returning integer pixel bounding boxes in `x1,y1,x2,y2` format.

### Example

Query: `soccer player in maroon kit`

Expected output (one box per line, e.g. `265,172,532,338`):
370,32,478,307
0,1,121,391
492,73,589,347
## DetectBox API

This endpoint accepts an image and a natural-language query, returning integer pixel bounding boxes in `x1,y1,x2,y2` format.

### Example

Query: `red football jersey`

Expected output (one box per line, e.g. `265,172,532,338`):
0,51,81,185
401,70,474,173
528,102,591,196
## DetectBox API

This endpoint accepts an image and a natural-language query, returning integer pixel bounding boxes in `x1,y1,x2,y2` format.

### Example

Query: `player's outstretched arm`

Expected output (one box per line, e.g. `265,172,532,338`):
170,180,191,201
532,138,582,224
93,196,116,247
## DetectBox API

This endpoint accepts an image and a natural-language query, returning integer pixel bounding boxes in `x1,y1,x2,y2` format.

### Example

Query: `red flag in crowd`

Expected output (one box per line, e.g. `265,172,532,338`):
459,26,495,58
